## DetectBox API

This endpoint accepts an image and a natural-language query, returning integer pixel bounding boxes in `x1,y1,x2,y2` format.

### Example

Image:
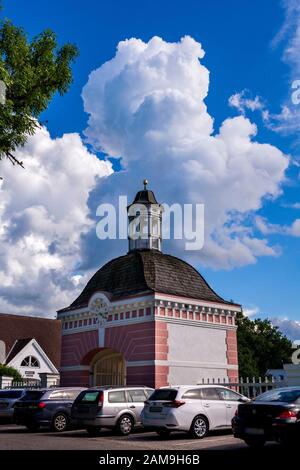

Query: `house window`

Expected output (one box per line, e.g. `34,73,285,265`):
20,356,40,368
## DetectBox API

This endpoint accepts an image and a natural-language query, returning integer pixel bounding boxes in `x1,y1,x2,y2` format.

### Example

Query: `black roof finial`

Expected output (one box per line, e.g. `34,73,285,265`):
143,179,148,190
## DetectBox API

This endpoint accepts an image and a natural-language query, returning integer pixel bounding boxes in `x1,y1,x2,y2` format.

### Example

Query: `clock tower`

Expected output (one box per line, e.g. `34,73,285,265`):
127,179,163,252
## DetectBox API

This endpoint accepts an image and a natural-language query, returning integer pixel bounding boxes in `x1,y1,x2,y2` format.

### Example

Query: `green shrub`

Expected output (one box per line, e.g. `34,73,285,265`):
0,364,23,381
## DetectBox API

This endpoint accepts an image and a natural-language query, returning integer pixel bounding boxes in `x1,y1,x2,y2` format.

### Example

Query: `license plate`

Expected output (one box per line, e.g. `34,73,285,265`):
149,406,162,413
245,427,264,436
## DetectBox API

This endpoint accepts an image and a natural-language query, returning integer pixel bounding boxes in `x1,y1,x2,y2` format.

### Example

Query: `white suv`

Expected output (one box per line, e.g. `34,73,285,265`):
141,385,249,438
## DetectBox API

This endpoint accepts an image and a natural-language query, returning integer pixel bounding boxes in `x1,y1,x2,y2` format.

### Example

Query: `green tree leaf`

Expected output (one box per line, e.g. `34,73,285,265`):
0,16,78,168
236,312,293,378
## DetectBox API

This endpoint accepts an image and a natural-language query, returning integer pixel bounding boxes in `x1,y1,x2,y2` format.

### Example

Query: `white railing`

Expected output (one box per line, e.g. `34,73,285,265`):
197,376,285,398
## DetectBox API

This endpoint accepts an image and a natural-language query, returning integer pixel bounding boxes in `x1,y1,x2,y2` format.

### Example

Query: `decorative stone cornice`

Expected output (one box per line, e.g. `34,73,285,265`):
59,292,240,333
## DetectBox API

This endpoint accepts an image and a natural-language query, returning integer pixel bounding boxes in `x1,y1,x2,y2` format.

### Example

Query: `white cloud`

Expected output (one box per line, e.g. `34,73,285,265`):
229,2,300,136
266,0,300,134
281,202,300,209
243,306,260,318
0,127,112,315
288,218,300,236
273,0,300,74
0,35,293,315
82,36,289,269
229,91,265,114
255,215,300,237
271,317,300,341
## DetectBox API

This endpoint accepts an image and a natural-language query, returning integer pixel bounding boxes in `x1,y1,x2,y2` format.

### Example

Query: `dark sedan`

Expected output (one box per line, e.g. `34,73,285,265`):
232,387,300,447
14,387,85,432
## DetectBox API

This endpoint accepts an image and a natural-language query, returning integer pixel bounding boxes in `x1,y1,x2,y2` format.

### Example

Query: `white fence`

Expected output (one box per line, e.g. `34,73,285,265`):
0,373,60,389
198,376,285,398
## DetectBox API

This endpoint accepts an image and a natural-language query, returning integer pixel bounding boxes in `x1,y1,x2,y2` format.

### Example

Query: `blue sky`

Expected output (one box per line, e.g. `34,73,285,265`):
1,1,300,333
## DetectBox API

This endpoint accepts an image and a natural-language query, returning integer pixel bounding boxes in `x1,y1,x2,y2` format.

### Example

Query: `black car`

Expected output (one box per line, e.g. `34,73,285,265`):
232,386,300,447
14,387,85,432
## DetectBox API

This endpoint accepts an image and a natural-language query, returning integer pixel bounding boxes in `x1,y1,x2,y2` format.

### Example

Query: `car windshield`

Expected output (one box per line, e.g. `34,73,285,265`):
254,389,300,403
21,390,45,401
148,389,178,401
0,390,23,399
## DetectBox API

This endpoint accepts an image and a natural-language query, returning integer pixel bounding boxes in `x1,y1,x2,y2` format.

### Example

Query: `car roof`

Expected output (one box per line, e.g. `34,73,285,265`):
85,386,153,391
160,385,234,390
43,387,86,391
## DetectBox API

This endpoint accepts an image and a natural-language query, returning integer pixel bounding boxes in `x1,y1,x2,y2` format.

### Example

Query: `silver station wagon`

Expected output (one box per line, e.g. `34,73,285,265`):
71,386,154,436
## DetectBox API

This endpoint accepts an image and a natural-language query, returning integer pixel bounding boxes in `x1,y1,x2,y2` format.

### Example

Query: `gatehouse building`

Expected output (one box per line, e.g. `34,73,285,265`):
57,182,240,388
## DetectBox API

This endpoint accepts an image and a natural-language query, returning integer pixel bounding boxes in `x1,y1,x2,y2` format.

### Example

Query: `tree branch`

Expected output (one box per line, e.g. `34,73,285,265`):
6,151,24,168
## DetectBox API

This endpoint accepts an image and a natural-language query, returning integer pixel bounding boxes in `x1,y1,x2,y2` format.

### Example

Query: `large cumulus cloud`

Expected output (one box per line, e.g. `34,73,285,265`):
82,36,289,270
0,36,291,316
0,127,112,315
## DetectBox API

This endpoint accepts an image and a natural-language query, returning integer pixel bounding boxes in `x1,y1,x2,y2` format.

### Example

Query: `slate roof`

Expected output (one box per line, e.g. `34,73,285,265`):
0,314,61,368
132,189,158,205
59,250,238,313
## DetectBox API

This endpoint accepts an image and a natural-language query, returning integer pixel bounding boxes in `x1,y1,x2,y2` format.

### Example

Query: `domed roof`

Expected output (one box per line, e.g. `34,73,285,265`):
60,250,232,312
131,189,158,205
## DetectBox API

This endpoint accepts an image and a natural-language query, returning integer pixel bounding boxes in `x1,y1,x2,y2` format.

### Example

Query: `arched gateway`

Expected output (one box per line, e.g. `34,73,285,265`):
58,181,240,388
91,349,125,387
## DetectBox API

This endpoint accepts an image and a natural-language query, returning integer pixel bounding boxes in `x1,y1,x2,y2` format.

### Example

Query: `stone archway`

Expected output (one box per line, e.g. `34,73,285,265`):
90,349,126,387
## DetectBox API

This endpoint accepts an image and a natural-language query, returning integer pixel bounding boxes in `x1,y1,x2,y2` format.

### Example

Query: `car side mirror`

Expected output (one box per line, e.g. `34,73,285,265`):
239,397,249,402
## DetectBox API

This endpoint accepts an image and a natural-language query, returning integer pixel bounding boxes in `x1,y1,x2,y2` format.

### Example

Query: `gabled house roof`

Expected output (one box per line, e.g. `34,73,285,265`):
0,313,61,368
5,337,59,374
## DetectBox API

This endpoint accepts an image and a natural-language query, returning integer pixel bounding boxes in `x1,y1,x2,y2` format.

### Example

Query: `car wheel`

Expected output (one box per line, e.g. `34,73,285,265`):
244,437,266,448
26,424,40,432
52,413,68,432
116,414,134,436
190,415,209,439
156,429,171,438
86,426,102,436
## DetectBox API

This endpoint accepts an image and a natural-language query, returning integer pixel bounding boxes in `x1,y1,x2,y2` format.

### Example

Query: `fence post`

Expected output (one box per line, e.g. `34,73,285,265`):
0,376,13,389
252,377,256,397
39,373,60,388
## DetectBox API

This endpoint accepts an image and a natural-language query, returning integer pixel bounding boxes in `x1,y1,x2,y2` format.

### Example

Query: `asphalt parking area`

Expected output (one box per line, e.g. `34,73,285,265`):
0,424,280,451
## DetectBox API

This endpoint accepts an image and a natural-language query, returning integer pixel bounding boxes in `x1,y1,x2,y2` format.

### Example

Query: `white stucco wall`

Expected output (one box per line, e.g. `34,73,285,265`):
167,322,229,384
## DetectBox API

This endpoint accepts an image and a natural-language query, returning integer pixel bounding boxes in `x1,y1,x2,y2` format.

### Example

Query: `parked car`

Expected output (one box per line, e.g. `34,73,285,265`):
14,387,85,432
232,386,300,447
0,389,28,423
141,385,249,438
71,386,154,436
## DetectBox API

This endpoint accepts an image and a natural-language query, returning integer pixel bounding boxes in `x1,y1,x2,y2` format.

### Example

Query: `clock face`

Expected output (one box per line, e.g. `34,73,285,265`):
90,298,109,319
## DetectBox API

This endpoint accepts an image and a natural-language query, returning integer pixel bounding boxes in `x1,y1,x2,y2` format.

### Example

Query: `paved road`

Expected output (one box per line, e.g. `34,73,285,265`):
0,424,279,451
